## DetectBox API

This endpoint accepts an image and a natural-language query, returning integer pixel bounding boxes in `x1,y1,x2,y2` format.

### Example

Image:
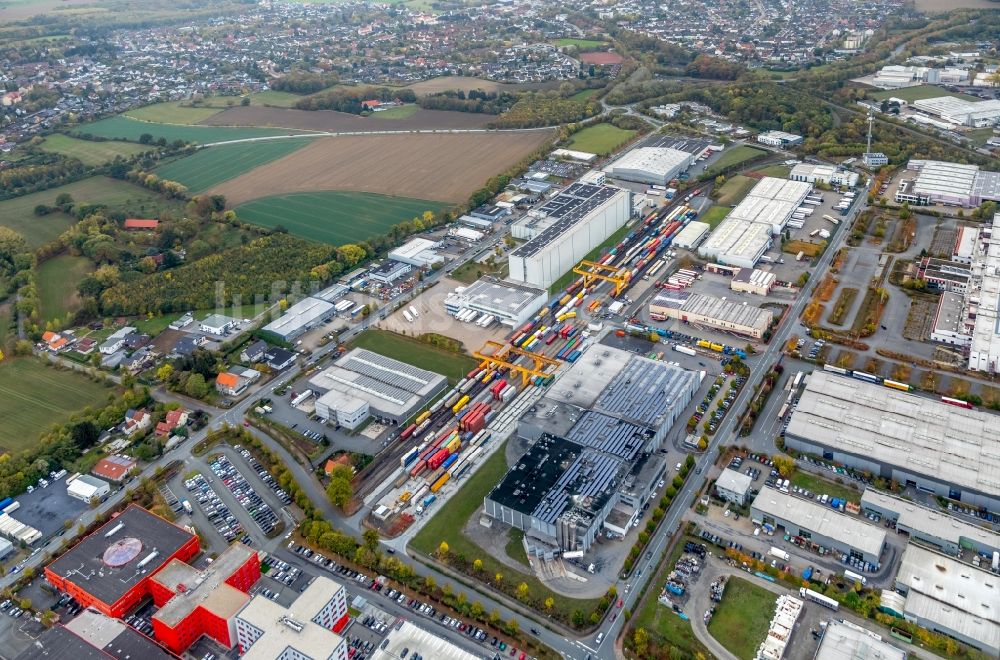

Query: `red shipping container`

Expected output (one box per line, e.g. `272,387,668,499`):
409,460,426,477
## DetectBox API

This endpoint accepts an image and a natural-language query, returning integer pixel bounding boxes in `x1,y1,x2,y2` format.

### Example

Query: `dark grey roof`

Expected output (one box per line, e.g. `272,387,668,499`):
565,411,651,461
46,505,195,607
15,627,107,660
511,184,620,259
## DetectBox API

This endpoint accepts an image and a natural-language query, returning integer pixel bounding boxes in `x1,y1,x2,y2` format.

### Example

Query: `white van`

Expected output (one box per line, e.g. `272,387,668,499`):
595,632,605,645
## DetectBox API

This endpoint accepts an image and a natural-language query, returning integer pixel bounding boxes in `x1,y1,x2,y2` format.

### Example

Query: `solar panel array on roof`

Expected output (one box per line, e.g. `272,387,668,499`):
488,435,582,516
595,357,697,428
532,448,622,524
565,411,650,461
344,349,437,391
512,184,619,259
645,134,712,155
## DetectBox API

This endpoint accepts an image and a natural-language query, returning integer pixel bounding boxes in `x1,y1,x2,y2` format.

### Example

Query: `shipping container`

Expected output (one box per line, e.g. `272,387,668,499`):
430,473,450,493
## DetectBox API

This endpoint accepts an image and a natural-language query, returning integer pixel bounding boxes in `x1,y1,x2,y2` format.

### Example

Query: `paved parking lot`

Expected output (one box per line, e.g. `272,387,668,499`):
208,455,281,536
7,478,91,538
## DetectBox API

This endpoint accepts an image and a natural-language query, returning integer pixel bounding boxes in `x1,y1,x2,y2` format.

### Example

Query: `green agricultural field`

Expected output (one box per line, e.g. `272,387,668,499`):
0,359,113,453
369,104,420,120
126,101,224,125
235,191,448,245
700,205,731,229
74,116,302,145
37,256,93,322
869,85,978,102
0,177,185,248
705,145,768,175
349,329,477,385
707,577,777,660
553,38,606,49
39,134,150,167
566,123,636,155
155,139,313,192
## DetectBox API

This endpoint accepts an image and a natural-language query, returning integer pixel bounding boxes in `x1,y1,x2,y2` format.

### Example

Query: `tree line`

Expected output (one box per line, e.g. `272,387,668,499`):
487,92,599,129
270,71,339,95
293,86,417,114
416,89,517,115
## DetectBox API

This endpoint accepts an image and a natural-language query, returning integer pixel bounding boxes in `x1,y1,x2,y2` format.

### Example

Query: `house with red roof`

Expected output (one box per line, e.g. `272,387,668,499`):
122,408,152,435
155,409,189,438
92,455,138,482
124,218,159,231
41,331,69,351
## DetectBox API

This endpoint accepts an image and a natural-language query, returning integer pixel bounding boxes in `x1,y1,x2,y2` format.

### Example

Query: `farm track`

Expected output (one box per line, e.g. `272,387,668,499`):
210,131,554,205
199,106,492,131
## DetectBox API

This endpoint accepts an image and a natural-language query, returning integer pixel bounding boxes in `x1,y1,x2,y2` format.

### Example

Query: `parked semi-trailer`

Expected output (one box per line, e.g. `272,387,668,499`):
799,588,839,611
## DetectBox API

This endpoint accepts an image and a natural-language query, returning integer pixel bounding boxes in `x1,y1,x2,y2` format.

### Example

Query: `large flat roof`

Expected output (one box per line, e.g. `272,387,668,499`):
860,489,1000,553
698,216,772,261
727,177,812,230
511,183,625,259
787,370,1000,499
604,146,691,177
449,278,546,319
751,486,886,557
237,575,345,660
545,344,698,430
371,620,484,660
262,296,334,337
15,626,109,660
46,505,196,607
814,620,905,660
717,468,753,495
310,348,446,417
64,608,175,660
152,543,255,627
651,291,773,334
969,214,1000,366
909,160,980,199
488,434,584,518
896,544,1000,652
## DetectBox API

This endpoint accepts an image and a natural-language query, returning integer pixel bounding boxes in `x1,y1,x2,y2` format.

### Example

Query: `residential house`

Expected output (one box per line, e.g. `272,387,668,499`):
200,314,236,336
169,312,194,330
121,408,152,435
100,326,136,354
92,455,137,483
75,337,96,354
215,372,248,396
41,331,69,351
155,409,189,438
123,218,159,231
265,347,296,370
241,340,269,363
170,335,207,357
124,346,156,373
123,332,151,350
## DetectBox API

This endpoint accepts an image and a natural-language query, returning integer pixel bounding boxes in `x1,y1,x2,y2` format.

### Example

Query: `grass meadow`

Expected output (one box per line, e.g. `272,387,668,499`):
40,134,151,166
566,122,636,155
37,256,93,322
74,115,302,144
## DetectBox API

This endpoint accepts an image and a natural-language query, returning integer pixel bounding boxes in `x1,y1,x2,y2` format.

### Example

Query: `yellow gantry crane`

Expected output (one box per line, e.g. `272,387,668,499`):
572,260,631,297
473,340,561,386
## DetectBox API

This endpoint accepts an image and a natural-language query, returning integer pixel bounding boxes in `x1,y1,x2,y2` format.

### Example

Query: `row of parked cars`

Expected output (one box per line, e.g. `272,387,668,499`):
210,455,279,535
1,599,30,620
185,474,244,542
235,445,293,506
265,556,301,587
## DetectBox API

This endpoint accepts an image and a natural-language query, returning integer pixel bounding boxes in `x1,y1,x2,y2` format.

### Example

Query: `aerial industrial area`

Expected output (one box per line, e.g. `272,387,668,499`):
0,1,999,660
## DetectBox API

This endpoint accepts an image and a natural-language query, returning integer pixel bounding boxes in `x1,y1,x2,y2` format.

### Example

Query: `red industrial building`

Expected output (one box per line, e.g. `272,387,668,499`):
150,542,260,654
44,505,199,619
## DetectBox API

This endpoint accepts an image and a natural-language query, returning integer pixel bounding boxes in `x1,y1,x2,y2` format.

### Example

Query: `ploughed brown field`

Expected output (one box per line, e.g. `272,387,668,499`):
199,106,490,131
210,131,554,205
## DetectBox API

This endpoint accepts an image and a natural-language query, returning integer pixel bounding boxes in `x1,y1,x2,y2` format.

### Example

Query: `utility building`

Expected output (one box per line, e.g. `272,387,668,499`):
508,182,631,289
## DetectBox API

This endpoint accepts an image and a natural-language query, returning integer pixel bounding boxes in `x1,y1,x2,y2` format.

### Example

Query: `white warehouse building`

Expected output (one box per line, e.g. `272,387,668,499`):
672,221,711,249
388,238,444,268
726,176,813,234
789,163,859,188
443,277,547,328
67,474,110,503
262,296,335,341
508,182,631,289
697,217,772,269
602,147,694,186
